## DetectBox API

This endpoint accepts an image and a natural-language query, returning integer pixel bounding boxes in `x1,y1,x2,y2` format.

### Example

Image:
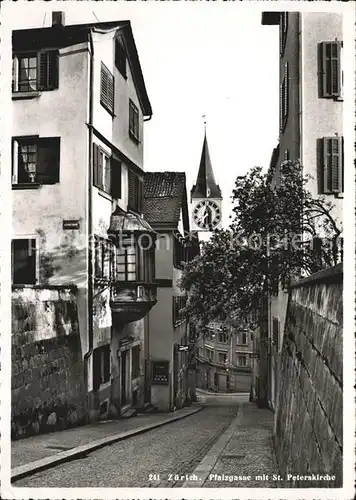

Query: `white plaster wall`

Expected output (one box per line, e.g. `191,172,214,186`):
92,30,144,169
301,13,343,223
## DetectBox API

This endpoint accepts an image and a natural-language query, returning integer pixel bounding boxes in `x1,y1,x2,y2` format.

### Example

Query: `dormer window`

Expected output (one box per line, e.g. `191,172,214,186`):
12,50,59,93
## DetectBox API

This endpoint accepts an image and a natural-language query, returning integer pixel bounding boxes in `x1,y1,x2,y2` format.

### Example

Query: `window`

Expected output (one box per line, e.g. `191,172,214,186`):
280,62,289,132
12,137,60,185
279,12,288,56
128,169,143,212
132,345,140,379
205,348,214,361
272,317,280,350
95,237,115,281
319,136,343,194
12,239,37,284
129,99,139,142
237,332,248,345
237,354,247,367
318,41,342,99
12,50,59,93
100,63,114,115
93,144,122,198
115,38,127,78
173,295,187,326
115,234,155,283
218,332,228,343
93,345,111,391
218,352,227,364
174,233,186,268
116,239,137,281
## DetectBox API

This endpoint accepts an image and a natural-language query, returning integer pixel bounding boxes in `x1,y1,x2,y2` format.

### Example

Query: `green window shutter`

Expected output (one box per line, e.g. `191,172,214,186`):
36,137,60,184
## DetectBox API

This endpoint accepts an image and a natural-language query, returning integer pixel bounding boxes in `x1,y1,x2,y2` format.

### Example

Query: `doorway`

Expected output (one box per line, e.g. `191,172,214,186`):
121,349,130,406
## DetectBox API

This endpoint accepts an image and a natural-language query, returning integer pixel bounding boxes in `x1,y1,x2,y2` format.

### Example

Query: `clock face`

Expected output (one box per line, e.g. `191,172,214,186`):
193,200,222,230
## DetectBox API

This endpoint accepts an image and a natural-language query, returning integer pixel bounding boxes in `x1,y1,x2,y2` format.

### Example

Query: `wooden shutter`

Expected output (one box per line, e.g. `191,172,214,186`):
104,155,111,194
36,137,60,184
137,178,143,212
93,143,101,188
128,169,139,211
100,63,114,114
37,51,59,90
320,41,341,98
103,346,110,382
272,318,279,350
110,158,122,199
93,349,101,391
322,137,343,193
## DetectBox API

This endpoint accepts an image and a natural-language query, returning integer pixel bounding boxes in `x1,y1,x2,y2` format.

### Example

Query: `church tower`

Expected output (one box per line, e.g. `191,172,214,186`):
191,131,223,233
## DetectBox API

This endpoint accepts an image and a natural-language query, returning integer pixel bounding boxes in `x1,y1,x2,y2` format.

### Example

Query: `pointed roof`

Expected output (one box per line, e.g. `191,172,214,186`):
191,134,222,199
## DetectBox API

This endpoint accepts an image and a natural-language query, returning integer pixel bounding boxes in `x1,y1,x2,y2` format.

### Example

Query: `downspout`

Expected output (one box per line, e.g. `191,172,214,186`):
84,30,95,407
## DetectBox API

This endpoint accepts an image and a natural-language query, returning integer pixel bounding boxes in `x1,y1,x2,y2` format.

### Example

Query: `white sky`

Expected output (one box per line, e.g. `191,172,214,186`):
4,0,279,227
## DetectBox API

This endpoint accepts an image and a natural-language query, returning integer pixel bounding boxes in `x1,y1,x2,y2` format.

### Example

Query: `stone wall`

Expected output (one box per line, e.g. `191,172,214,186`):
12,286,87,439
274,264,342,487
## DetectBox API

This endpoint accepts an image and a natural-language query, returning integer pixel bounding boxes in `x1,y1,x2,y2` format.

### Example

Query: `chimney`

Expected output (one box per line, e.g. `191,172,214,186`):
52,11,65,27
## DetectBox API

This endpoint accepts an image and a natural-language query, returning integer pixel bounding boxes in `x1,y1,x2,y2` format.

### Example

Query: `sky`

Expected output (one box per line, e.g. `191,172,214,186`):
4,0,279,228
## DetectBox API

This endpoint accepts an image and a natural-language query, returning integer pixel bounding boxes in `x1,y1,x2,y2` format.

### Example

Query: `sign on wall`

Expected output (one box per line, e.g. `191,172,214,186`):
151,360,169,385
63,219,80,230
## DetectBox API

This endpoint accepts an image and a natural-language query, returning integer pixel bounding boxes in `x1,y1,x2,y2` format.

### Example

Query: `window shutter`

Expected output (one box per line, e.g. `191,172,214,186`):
320,41,341,98
128,170,139,211
100,63,114,114
37,51,59,90
93,143,100,188
110,158,122,199
104,156,111,193
322,136,343,193
93,349,101,391
103,346,110,382
36,137,60,184
115,39,126,77
137,178,143,213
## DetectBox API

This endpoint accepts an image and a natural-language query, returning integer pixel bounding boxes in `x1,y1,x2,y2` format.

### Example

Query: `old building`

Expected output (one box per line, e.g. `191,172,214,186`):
143,172,199,411
254,11,344,409
11,12,156,435
196,321,253,393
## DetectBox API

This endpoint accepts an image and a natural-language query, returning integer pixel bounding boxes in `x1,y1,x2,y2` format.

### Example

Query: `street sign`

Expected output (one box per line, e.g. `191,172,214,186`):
63,219,80,230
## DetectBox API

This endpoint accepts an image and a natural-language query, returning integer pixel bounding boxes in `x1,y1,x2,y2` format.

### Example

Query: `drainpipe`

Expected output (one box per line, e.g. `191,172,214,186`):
84,30,95,413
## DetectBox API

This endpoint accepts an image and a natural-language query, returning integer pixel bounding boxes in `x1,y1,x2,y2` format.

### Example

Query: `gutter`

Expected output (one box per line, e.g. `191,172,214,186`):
84,31,95,384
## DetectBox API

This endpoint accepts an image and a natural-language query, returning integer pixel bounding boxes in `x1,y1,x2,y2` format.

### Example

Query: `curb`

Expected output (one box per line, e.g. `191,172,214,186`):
11,405,203,482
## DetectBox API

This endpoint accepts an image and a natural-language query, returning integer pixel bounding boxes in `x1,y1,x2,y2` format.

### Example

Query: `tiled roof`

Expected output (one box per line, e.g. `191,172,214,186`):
143,172,186,225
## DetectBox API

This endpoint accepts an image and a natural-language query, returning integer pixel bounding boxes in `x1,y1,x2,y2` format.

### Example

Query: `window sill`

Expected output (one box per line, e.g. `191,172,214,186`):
12,183,41,190
129,131,140,145
97,189,113,202
100,100,115,118
12,91,42,100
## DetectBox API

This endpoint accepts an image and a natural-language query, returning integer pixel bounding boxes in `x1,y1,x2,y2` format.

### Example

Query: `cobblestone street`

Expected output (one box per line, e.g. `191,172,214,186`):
13,392,281,489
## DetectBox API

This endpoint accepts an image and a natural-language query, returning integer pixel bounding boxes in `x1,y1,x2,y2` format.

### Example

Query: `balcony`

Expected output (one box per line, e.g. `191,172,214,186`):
107,206,157,323
110,281,157,323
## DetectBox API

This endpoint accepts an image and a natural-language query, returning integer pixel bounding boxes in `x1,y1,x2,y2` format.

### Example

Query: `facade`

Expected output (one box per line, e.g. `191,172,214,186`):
143,172,199,411
11,13,156,426
256,11,344,410
196,321,253,393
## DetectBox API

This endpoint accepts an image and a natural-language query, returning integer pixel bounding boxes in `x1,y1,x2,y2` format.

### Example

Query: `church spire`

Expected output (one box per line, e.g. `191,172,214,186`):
191,132,222,200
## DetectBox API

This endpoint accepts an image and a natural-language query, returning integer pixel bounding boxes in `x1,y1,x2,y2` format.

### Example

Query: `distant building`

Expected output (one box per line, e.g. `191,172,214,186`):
11,12,156,432
144,172,199,411
254,11,344,409
196,321,253,393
